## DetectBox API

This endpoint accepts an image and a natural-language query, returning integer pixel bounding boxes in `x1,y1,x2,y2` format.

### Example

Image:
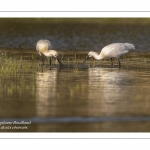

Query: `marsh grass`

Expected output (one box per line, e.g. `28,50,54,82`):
1,52,150,75
0,54,40,75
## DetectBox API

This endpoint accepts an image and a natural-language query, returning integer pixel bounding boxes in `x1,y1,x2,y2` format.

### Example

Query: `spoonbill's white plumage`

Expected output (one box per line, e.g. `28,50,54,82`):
36,39,63,67
82,43,135,68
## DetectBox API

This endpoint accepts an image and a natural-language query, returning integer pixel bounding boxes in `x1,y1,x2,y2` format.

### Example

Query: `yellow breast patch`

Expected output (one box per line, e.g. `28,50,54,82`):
40,49,46,53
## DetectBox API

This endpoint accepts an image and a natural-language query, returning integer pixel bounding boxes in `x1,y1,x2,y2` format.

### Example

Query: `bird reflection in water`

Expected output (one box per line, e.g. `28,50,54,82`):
36,69,58,117
88,68,134,116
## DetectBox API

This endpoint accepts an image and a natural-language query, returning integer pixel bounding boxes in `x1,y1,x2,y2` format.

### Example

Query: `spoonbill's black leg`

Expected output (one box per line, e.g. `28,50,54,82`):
118,59,121,68
110,58,113,66
41,56,44,66
50,57,52,68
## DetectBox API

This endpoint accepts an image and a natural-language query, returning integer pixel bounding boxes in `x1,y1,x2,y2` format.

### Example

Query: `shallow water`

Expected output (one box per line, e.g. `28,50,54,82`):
1,19,150,132
0,65,150,132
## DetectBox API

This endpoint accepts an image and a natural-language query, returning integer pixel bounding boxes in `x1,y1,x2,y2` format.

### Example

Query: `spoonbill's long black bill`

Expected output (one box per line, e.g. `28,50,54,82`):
82,56,88,65
80,56,89,67
56,56,64,67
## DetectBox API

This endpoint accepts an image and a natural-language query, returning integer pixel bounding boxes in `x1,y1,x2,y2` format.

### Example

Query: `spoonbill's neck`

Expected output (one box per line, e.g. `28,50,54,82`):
43,50,53,57
91,52,103,60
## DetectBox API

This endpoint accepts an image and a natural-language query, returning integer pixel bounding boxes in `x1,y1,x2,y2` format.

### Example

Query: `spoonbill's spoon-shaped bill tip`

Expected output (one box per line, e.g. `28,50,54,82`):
81,56,89,65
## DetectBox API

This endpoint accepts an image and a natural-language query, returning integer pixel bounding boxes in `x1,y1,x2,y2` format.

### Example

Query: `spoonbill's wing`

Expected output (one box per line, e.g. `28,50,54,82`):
101,43,135,59
36,40,52,55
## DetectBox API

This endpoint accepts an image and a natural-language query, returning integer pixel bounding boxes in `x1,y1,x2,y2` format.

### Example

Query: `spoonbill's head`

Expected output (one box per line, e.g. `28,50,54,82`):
51,50,59,58
52,51,64,67
81,51,94,65
81,51,93,66
87,51,94,58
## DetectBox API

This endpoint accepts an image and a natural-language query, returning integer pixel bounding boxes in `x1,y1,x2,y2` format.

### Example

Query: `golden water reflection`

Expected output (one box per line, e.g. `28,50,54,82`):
88,68,150,117
36,69,57,117
34,68,150,119
1,67,150,131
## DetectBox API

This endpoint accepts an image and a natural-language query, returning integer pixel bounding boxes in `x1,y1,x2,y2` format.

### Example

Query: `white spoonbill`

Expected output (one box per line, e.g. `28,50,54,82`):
82,43,135,68
36,39,63,67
